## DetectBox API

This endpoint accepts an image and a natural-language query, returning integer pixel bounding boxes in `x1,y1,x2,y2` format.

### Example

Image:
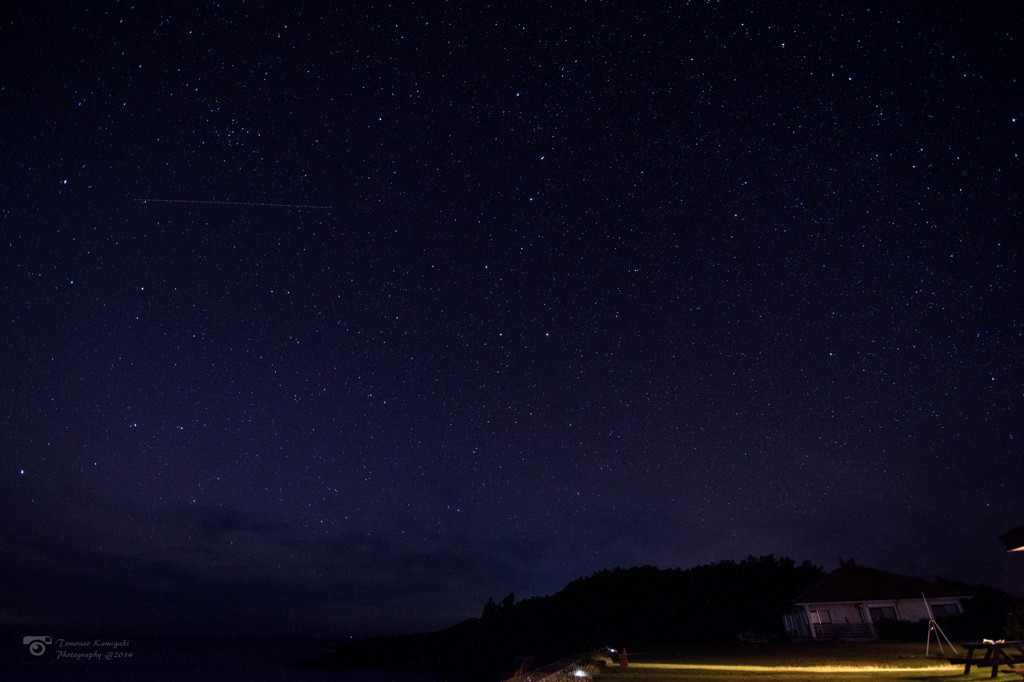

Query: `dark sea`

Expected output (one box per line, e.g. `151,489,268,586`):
2,637,475,681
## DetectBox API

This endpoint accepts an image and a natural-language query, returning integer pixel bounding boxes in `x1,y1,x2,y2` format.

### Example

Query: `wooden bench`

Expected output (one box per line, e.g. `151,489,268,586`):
952,641,1024,678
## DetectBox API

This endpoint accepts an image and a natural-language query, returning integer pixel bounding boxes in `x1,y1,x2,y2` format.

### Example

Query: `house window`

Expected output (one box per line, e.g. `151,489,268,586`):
869,606,897,622
931,603,960,620
810,610,832,624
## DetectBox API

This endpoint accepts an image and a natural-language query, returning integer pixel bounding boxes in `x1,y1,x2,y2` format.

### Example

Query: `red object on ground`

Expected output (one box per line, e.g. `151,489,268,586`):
619,648,628,668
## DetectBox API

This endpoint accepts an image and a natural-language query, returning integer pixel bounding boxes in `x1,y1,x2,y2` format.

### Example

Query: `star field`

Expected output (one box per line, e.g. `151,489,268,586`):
2,2,1022,637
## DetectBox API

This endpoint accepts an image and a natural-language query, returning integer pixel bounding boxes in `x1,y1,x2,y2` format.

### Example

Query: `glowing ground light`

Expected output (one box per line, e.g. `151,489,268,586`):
629,663,959,673
572,670,588,678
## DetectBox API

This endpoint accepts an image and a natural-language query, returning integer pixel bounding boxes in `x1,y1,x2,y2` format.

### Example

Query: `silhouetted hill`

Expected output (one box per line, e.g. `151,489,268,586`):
304,555,823,677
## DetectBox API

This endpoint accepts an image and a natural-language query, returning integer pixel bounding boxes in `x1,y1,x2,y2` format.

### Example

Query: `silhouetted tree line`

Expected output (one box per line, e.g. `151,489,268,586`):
482,592,516,620
872,578,1024,643
953,581,1024,641
304,555,824,677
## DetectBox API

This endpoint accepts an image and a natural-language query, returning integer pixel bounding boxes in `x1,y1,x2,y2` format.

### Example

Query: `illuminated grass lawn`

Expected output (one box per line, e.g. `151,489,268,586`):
596,642,1007,680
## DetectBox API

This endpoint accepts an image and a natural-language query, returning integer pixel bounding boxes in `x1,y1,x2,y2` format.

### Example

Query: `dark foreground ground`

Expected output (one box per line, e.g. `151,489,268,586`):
592,642,1015,681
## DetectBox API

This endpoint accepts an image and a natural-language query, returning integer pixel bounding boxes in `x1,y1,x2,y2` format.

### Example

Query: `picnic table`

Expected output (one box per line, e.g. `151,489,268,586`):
952,640,1024,678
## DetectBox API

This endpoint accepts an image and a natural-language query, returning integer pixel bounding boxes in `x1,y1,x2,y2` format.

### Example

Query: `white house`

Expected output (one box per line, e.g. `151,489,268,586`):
782,564,971,640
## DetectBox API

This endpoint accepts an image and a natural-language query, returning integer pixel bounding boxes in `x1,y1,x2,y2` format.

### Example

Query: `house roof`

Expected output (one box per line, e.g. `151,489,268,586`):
1001,523,1024,552
792,564,971,604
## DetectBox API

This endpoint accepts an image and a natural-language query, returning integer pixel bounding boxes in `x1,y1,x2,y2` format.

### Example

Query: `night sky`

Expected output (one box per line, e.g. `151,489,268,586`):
3,2,1022,639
